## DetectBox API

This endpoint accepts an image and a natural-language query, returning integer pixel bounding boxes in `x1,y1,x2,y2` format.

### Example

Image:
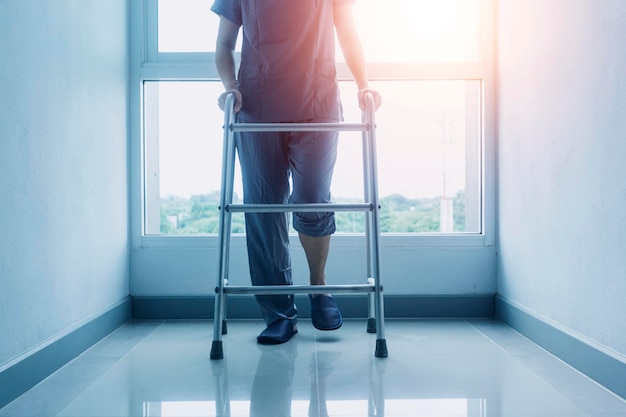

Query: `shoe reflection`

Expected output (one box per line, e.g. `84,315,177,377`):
250,341,298,417
308,351,342,417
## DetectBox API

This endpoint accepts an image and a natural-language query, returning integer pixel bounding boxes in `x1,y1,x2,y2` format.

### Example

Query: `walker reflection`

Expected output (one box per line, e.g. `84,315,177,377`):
146,337,488,417
210,342,386,417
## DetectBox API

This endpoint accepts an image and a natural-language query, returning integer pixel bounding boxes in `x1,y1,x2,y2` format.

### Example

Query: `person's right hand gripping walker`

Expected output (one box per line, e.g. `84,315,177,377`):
213,0,381,345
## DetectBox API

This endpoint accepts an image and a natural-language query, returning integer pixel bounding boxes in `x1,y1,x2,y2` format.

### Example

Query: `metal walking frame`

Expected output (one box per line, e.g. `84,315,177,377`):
210,92,388,360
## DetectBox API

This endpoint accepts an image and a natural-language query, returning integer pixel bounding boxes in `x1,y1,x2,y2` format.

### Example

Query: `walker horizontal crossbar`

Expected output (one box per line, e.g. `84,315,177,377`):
219,283,377,296
231,122,369,133
226,203,373,213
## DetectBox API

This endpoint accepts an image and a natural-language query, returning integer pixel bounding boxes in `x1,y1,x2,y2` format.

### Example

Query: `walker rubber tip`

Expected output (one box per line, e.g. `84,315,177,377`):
375,339,388,358
210,341,224,360
367,318,377,333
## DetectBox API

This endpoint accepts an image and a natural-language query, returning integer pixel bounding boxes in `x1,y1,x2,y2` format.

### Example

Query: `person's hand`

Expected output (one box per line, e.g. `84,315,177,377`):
358,88,382,112
218,89,243,113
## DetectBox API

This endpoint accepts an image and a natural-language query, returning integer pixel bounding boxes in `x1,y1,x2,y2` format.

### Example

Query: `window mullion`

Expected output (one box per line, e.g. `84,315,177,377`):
141,59,221,81
337,62,487,82
145,0,159,63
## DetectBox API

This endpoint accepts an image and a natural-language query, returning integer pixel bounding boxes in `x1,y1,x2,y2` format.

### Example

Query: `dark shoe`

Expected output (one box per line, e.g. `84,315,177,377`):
257,319,298,345
310,294,343,331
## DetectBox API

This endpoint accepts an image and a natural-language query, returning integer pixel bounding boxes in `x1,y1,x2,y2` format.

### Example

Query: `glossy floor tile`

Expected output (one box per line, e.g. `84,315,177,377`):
2,319,625,417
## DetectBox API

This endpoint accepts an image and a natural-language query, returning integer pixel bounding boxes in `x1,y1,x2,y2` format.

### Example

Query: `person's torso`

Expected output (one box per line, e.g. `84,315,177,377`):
237,0,342,122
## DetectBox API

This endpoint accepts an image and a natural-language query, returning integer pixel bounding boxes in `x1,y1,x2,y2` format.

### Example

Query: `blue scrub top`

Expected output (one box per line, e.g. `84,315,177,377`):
211,0,353,122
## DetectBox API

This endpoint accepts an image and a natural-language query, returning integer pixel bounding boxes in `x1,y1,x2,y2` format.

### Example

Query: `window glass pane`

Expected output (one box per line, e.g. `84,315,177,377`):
144,81,245,234
336,80,481,233
157,0,480,62
144,80,481,235
157,0,219,52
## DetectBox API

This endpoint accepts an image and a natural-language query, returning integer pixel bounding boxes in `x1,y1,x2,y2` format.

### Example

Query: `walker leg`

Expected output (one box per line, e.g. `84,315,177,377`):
363,92,388,359
221,292,228,335
367,278,377,333
367,318,377,334
373,282,388,359
211,95,237,360
210,341,224,360
375,339,388,358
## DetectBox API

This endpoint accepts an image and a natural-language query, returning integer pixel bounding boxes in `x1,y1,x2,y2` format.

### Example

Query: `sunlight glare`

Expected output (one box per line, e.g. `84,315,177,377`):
346,0,481,63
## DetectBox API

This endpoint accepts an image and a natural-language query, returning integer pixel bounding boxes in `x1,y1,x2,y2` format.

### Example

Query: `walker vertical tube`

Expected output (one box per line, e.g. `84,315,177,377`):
211,93,237,360
362,108,376,334
364,93,388,358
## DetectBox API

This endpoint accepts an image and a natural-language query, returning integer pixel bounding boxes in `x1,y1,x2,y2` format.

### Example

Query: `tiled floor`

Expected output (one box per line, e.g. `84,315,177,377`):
2,319,625,417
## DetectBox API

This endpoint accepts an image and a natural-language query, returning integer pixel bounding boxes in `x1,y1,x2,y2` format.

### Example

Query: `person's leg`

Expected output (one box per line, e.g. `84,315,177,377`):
236,127,298,333
288,127,337,287
288,127,338,239
301,232,342,331
298,233,330,286
288,127,342,330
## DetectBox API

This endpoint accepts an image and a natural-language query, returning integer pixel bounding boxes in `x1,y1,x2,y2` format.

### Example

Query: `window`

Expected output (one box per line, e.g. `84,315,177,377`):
135,0,494,237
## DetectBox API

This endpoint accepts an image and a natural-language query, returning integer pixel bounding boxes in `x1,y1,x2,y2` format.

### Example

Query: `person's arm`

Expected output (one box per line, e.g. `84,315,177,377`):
215,16,243,112
333,3,382,111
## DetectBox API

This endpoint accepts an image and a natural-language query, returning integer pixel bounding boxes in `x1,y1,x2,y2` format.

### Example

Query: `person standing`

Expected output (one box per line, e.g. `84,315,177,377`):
212,0,381,344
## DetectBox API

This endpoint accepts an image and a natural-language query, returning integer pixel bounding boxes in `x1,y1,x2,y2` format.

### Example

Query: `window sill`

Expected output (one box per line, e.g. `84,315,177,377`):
134,233,489,249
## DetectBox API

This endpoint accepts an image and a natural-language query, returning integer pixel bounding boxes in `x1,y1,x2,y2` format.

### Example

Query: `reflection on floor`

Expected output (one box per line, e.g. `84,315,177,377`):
2,319,625,417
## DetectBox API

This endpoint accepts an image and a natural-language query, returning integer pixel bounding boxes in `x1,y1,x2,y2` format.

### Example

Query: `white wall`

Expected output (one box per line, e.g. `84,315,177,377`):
0,0,130,367
497,1,626,357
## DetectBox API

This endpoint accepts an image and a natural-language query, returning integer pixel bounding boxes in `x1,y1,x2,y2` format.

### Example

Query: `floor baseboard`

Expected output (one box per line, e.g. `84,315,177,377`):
0,297,131,409
131,294,496,319
496,295,626,401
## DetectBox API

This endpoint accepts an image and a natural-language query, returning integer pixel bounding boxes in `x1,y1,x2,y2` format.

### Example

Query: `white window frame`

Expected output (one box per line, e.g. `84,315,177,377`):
129,0,496,249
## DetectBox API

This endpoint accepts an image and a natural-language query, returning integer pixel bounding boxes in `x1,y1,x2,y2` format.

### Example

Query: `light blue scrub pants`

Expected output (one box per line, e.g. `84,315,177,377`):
235,117,338,327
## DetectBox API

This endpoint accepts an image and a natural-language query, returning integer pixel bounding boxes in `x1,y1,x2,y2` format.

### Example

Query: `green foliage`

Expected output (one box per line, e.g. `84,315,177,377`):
159,192,244,234
158,190,468,234
453,190,466,232
378,194,440,233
